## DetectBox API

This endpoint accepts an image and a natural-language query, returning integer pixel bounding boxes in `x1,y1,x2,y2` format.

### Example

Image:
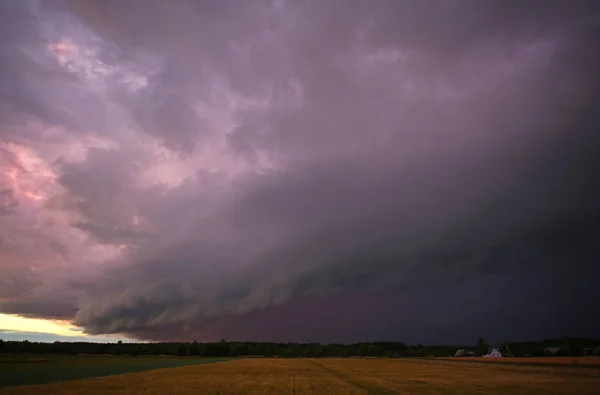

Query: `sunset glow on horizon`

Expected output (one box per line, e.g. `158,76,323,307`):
0,313,81,337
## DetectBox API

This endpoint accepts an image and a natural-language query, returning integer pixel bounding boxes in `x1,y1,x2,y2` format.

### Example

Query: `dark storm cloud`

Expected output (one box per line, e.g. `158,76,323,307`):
1,0,600,343
128,63,209,152
0,189,19,214
0,1,113,142
56,147,143,234
0,2,54,132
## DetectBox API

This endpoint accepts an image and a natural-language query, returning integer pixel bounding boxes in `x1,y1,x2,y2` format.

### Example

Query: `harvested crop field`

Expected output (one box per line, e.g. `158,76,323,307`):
1,357,600,395
435,356,600,367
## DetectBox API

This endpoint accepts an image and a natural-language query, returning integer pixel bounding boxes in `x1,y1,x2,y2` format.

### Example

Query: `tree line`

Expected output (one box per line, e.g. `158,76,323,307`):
1,337,598,358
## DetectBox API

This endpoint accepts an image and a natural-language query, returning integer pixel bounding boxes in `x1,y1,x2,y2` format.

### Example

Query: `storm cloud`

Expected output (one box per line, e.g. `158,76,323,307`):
1,0,599,344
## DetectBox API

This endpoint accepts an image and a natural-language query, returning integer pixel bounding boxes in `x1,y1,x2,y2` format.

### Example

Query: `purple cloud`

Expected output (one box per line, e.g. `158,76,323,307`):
1,0,599,344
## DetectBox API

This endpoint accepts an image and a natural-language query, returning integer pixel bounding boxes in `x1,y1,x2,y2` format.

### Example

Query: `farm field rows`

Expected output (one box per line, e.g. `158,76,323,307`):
2,357,600,394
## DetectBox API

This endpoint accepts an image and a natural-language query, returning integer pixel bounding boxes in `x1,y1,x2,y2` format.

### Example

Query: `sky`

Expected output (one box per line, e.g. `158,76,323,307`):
0,314,127,342
1,0,599,345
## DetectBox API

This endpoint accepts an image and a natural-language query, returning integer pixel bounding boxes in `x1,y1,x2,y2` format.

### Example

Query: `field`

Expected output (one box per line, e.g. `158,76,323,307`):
0,355,232,387
435,356,600,367
2,357,600,394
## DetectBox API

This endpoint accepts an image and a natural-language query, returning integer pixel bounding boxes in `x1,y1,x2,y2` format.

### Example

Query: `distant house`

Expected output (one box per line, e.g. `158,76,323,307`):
483,348,502,358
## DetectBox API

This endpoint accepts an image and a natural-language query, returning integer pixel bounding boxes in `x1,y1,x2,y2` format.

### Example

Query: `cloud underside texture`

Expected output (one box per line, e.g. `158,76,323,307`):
1,0,599,344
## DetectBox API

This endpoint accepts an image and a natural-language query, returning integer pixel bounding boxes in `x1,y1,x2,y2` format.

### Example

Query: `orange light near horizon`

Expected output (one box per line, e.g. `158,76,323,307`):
0,313,80,337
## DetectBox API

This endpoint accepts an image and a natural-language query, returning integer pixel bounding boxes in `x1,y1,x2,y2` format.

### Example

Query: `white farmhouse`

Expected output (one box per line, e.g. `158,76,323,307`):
483,348,502,357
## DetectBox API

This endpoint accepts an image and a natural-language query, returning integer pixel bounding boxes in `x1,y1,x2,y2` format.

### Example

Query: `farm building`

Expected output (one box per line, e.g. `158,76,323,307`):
483,348,502,357
453,349,475,357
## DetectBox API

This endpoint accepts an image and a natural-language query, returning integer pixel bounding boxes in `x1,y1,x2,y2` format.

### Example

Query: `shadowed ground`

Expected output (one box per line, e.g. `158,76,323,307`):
0,355,233,387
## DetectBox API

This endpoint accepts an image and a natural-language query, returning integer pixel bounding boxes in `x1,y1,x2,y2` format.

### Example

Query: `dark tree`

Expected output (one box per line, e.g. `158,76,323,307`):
476,337,489,356
190,340,201,356
177,343,190,356
0,337,596,358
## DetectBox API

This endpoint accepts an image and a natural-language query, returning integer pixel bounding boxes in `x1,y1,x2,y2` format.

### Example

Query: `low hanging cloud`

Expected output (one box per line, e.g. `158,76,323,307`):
1,0,599,344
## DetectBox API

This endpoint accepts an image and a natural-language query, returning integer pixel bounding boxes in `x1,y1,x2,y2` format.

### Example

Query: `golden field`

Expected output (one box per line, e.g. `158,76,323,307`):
436,356,600,366
2,357,600,395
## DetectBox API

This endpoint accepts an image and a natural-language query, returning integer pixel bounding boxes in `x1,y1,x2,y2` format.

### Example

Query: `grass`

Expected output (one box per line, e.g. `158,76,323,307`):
0,354,232,387
2,357,600,394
